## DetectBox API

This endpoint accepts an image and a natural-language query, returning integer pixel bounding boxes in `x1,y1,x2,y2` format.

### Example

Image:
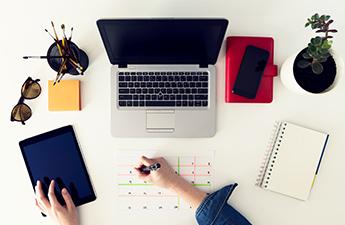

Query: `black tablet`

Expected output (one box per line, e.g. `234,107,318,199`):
19,125,96,207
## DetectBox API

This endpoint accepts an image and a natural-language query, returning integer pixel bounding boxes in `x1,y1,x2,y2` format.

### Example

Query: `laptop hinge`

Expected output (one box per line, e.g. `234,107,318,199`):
118,64,127,68
199,63,208,68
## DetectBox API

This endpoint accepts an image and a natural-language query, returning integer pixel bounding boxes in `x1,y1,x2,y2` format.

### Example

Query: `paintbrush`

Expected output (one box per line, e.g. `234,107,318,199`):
61,24,78,63
54,58,68,85
61,24,67,39
67,59,83,74
68,58,83,72
51,21,59,42
45,29,65,53
45,29,57,41
68,27,74,41
51,21,68,71
57,72,66,83
61,24,67,52
51,21,63,54
23,55,66,59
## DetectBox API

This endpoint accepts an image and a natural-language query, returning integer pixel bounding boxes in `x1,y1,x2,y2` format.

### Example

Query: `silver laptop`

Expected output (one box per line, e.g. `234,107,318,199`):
97,19,228,137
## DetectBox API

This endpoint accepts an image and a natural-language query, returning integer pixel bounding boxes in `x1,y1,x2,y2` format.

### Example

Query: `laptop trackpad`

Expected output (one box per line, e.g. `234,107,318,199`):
146,110,175,133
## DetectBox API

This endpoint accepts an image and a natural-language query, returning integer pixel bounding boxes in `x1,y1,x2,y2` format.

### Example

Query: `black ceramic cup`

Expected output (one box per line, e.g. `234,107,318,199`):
47,40,89,75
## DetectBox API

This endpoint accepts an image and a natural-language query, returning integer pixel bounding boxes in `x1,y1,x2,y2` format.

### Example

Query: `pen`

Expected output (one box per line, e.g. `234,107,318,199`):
139,163,161,174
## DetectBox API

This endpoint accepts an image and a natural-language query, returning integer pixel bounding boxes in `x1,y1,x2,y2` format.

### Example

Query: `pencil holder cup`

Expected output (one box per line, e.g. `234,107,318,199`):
47,40,89,75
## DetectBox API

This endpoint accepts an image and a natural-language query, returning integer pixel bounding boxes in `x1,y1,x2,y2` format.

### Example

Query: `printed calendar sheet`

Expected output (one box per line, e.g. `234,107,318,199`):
115,151,213,211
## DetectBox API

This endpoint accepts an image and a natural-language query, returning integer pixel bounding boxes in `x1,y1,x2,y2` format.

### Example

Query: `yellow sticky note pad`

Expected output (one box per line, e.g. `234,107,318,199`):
48,80,81,111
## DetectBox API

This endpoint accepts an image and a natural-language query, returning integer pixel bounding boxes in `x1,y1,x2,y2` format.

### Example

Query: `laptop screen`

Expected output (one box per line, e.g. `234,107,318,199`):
97,19,228,66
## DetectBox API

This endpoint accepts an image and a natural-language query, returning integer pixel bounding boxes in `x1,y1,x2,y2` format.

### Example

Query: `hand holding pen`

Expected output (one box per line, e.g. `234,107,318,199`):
135,156,207,209
135,156,180,189
138,162,161,174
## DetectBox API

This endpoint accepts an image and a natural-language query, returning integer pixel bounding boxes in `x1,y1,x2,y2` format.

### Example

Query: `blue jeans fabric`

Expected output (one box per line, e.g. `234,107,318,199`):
195,183,252,225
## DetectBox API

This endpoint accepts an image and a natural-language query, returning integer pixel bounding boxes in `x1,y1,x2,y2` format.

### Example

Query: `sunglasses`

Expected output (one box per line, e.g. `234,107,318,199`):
11,77,41,125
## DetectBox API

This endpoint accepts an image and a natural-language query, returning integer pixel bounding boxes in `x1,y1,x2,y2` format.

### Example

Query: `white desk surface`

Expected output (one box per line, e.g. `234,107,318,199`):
1,0,345,224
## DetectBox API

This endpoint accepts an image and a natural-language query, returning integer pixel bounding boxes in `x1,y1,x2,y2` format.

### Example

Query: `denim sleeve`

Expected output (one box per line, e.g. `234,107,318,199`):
195,183,252,225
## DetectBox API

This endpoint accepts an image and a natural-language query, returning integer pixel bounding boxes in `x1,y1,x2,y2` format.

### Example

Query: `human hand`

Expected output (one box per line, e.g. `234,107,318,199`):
135,156,183,190
35,180,79,225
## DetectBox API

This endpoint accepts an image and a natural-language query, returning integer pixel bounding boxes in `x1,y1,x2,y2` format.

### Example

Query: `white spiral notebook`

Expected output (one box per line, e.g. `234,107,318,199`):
256,121,329,201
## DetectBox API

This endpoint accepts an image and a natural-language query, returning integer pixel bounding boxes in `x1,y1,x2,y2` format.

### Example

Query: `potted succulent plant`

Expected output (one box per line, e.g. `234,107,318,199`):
280,13,344,94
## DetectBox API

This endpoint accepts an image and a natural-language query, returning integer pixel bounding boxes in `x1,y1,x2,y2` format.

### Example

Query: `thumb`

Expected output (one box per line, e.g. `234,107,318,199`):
140,156,154,166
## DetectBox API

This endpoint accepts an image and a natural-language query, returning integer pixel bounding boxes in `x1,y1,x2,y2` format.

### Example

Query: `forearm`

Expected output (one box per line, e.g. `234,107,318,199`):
170,177,207,209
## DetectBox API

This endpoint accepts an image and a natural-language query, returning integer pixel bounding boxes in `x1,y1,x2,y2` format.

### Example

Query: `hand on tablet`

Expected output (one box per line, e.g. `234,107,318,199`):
35,180,79,225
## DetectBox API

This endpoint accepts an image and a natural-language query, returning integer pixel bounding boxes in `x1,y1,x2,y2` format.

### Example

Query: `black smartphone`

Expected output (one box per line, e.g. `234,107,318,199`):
232,45,269,99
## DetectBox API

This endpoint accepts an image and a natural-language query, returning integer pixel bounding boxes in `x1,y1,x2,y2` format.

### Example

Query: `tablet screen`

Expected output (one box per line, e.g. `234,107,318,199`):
20,125,96,206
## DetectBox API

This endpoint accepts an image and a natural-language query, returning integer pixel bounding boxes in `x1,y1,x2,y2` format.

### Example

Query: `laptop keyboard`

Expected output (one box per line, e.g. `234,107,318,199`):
117,71,209,108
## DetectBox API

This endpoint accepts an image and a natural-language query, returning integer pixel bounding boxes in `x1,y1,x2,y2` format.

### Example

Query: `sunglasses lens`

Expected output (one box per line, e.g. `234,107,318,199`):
22,81,41,99
11,104,32,122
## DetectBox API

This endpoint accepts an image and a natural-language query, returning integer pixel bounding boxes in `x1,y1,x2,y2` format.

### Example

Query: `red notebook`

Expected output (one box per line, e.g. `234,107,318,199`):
225,36,278,103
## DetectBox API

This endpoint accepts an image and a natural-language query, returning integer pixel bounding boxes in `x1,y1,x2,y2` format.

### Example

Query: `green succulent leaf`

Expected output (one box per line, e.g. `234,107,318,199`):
311,62,324,74
318,57,328,63
312,37,322,46
305,13,336,66
297,60,311,69
309,45,317,53
321,40,332,49
319,48,329,55
302,53,312,59
324,52,331,58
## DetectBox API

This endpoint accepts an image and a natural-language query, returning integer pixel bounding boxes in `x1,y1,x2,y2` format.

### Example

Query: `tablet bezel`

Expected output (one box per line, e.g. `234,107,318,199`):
19,125,96,207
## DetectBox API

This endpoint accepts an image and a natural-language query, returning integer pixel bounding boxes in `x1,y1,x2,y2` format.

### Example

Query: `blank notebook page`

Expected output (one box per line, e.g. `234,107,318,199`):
264,122,328,200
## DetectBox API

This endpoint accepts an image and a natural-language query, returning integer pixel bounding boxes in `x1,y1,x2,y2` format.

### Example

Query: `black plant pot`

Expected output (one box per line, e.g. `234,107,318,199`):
47,41,89,75
293,48,336,93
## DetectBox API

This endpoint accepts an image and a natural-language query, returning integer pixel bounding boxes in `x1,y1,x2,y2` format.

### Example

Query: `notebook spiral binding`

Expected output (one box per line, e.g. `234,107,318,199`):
255,121,287,188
